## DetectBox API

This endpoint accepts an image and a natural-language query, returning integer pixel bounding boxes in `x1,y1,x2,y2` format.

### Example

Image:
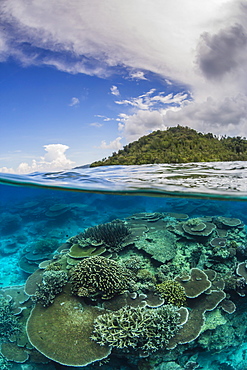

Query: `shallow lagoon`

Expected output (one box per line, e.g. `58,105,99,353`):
0,164,247,370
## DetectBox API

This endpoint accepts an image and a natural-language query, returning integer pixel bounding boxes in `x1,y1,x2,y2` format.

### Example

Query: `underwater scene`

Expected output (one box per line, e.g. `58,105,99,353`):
1,163,247,370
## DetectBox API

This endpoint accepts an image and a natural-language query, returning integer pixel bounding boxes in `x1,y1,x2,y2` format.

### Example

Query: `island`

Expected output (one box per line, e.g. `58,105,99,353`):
90,125,247,166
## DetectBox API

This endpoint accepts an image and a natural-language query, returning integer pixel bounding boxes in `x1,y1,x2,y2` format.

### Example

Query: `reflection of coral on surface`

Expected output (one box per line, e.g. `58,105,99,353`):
70,256,135,299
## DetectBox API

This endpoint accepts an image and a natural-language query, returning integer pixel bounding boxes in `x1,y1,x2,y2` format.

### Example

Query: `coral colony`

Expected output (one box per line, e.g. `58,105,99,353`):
1,213,247,368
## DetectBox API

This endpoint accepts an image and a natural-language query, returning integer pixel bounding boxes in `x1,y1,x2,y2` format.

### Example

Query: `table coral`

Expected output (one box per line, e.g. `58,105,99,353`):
26,287,111,367
70,256,135,300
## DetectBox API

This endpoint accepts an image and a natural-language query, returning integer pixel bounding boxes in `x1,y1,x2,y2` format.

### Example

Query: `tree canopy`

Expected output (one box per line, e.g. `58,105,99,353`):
90,125,247,167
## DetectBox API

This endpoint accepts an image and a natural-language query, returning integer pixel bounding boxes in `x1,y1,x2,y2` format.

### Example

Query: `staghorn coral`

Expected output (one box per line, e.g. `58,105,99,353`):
70,256,135,300
32,270,68,307
156,280,186,307
91,305,180,353
68,220,132,252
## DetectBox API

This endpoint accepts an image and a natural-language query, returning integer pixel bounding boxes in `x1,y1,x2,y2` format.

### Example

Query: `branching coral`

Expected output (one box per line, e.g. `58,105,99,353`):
91,305,180,353
156,280,186,307
69,220,131,252
0,296,20,340
70,256,135,300
32,270,68,307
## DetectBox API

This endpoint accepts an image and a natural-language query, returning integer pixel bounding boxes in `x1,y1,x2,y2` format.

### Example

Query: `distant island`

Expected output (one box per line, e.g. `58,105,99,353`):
90,125,247,167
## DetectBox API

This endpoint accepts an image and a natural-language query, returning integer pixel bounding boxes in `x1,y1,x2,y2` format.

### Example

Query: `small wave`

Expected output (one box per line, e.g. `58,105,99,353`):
1,161,247,200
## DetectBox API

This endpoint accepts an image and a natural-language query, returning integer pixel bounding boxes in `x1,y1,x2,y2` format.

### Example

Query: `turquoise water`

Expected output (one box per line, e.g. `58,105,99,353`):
0,163,247,370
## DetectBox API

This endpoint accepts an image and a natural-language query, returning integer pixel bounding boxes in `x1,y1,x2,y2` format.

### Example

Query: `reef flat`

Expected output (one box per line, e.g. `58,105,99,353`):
1,209,247,370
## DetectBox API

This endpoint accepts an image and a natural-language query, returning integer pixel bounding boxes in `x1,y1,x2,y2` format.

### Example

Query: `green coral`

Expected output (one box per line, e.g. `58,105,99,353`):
156,280,186,307
70,256,135,300
91,305,180,353
0,296,20,340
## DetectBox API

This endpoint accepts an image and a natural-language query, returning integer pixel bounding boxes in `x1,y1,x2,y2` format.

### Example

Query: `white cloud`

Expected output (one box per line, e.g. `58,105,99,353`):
0,144,74,174
116,89,190,111
98,137,123,150
69,97,80,106
118,94,247,141
1,0,247,139
110,85,120,96
0,0,233,83
128,71,147,80
90,122,103,127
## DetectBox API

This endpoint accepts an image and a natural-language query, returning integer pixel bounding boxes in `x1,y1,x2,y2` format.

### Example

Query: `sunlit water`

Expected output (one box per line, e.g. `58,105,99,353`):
0,162,247,370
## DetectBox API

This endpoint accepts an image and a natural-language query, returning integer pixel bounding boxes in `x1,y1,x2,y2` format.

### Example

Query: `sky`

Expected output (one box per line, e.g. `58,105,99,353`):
1,0,247,173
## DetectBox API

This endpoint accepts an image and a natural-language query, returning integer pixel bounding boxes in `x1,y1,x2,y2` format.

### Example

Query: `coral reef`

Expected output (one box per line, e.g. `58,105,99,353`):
135,229,177,263
26,287,111,366
1,206,247,369
0,296,20,340
70,256,135,300
156,280,187,307
91,305,181,354
68,220,132,252
32,270,68,307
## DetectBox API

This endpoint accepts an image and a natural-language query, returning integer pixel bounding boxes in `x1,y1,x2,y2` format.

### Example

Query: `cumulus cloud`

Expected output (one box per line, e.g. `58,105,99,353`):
128,71,147,80
1,0,247,140
118,94,247,141
69,97,80,106
98,137,123,150
110,85,120,96
0,144,74,174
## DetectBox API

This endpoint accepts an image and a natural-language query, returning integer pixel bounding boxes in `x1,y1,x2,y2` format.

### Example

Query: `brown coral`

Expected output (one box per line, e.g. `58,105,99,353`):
70,256,135,300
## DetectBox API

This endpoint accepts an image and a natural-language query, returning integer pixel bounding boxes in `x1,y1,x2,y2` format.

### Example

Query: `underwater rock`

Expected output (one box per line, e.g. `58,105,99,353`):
26,287,111,366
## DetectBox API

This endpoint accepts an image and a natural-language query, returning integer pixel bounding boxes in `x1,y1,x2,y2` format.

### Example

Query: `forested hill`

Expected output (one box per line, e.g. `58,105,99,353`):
90,126,247,167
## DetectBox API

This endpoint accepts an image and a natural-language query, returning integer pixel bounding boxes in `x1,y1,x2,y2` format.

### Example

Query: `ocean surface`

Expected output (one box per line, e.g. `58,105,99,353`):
0,162,247,370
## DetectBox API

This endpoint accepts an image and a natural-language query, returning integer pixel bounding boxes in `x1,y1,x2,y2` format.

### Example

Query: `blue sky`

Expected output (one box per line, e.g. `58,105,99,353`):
1,0,247,173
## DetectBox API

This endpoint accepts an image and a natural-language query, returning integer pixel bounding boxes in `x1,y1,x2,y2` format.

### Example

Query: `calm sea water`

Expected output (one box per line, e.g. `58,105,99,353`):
0,162,247,370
